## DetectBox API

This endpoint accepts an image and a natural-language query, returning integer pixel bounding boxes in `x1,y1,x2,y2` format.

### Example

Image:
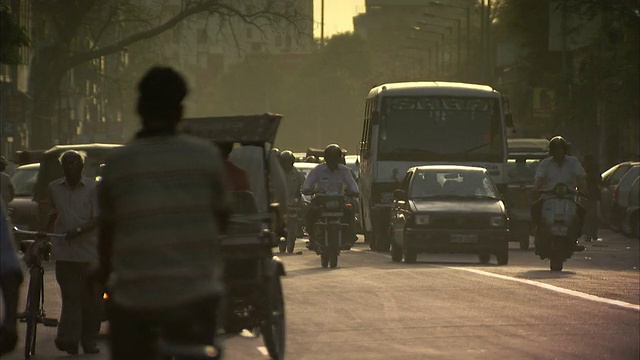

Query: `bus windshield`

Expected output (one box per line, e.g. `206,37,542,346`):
377,96,504,162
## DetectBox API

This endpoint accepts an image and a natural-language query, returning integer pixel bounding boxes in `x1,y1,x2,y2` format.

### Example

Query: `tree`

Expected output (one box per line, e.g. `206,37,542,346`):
0,5,30,65
28,0,308,148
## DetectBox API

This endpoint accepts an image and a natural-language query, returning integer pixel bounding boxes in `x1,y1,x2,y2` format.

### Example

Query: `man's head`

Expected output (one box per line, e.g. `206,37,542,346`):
59,150,85,182
324,144,343,170
548,136,569,161
136,66,188,131
217,142,234,160
0,156,7,172
279,150,295,172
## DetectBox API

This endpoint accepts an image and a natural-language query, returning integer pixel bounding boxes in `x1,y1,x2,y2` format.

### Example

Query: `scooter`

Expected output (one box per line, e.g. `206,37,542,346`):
534,183,584,271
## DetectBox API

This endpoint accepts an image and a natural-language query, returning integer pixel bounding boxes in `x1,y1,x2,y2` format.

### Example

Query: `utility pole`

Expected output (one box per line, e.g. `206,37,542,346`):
320,0,325,46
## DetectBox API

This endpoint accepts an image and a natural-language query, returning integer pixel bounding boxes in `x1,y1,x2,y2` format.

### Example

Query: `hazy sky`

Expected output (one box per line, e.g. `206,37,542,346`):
313,0,366,39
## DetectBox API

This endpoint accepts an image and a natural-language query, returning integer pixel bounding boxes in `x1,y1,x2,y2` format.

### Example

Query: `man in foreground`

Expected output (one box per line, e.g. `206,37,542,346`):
98,66,230,359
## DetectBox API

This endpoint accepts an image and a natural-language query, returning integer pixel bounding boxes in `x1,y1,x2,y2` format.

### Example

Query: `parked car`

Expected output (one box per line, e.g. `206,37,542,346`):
622,176,639,238
600,161,638,226
610,164,640,231
33,143,122,228
7,163,40,232
390,165,510,265
505,138,549,250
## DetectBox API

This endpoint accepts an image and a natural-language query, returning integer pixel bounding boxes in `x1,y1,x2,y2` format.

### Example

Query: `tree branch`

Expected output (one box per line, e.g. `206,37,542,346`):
66,0,221,69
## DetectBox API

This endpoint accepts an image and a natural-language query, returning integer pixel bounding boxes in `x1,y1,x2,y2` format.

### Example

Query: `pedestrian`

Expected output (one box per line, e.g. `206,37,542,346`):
582,154,602,241
0,156,15,207
97,66,230,360
46,150,102,355
0,201,24,355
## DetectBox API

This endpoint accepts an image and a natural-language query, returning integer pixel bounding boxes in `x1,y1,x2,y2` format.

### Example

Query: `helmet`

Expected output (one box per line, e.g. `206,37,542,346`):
548,136,569,153
324,144,342,160
279,150,295,166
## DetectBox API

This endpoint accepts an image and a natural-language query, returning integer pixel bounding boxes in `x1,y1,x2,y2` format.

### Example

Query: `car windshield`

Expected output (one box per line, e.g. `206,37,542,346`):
506,157,542,183
11,167,39,196
377,96,504,162
410,169,500,199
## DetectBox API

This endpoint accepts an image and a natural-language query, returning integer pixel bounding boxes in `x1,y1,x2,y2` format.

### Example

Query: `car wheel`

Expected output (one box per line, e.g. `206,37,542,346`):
404,248,417,263
478,252,491,264
496,251,509,266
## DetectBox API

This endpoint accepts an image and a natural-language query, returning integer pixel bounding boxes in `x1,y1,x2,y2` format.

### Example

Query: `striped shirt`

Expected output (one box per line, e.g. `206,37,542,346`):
100,133,229,310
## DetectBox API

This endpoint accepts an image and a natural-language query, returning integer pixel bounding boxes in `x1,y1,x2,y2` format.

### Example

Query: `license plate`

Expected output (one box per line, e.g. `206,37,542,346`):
450,234,478,243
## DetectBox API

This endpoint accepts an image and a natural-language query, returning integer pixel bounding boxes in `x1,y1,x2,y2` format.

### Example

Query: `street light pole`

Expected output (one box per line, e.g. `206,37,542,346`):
423,13,461,73
414,23,451,71
429,1,471,68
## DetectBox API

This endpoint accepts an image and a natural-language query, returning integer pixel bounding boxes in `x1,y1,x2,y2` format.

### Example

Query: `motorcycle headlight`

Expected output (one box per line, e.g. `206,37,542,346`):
490,216,506,227
415,214,430,225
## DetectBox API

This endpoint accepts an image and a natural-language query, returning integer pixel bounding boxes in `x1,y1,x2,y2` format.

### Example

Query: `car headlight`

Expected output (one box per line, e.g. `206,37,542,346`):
490,216,506,227
415,214,430,225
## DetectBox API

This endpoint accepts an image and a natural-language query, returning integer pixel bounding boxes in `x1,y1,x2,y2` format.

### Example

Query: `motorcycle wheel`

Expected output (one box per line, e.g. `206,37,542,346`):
550,258,564,271
329,251,338,268
496,250,509,266
320,253,329,268
391,241,403,263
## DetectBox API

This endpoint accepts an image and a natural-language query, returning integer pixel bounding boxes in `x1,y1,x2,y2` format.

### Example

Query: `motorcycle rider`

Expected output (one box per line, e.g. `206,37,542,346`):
279,150,305,202
302,144,359,250
532,136,587,255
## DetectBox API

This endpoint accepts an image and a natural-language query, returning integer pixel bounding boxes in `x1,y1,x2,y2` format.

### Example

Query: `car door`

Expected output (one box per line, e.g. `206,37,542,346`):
601,163,632,224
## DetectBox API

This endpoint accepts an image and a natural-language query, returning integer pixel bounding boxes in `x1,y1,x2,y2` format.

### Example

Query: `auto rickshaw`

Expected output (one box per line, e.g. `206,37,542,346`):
180,113,287,360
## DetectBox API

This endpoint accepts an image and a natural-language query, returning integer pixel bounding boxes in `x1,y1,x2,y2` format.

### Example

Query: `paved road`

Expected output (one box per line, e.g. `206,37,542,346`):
3,229,638,359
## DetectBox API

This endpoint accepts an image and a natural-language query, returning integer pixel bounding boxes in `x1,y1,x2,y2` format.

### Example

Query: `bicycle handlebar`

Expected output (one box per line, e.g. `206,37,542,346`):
12,226,67,239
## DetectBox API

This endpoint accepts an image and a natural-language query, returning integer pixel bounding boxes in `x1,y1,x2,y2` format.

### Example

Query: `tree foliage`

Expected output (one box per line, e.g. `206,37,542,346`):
28,0,309,148
0,5,30,65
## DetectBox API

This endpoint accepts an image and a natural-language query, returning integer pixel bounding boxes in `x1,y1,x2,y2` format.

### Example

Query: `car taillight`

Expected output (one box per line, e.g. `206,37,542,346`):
613,186,619,202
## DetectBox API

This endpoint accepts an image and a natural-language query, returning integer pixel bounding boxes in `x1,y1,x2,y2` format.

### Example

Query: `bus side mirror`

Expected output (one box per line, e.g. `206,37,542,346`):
505,114,516,134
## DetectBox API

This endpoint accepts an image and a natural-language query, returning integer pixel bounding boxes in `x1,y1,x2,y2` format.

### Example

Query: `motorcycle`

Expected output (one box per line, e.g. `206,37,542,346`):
280,197,303,254
310,193,355,268
534,183,584,271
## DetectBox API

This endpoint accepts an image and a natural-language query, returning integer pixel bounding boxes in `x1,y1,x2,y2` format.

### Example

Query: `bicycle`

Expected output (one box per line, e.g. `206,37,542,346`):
13,227,63,359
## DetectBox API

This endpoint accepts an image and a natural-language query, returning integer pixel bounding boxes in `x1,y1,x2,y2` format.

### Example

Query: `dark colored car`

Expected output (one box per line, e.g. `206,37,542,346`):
390,165,510,265
7,163,40,232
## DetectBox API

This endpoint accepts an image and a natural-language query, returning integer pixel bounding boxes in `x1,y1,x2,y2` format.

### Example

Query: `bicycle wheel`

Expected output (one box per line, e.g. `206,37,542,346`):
24,268,41,359
260,274,286,360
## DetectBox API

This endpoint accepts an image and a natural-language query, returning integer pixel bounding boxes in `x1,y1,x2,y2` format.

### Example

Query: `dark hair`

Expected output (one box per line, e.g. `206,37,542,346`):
217,142,234,159
137,66,188,127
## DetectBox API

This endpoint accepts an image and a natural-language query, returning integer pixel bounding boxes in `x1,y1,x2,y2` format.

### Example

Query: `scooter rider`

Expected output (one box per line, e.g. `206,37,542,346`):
302,144,359,250
532,136,587,254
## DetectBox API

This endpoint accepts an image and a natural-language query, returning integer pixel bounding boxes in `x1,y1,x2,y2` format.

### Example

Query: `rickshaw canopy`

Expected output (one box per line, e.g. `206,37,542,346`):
180,113,282,146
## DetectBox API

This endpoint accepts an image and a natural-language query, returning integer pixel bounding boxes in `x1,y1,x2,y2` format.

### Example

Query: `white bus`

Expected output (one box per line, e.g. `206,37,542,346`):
358,82,513,251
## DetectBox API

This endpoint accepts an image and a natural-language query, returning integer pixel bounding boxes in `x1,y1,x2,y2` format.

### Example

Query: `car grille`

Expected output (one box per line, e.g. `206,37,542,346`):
429,215,490,230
